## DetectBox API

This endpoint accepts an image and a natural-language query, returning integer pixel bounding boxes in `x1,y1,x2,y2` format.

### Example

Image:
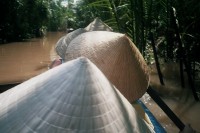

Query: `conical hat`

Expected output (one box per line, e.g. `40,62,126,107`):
56,18,112,58
0,57,154,133
85,17,113,31
55,28,87,58
64,31,150,102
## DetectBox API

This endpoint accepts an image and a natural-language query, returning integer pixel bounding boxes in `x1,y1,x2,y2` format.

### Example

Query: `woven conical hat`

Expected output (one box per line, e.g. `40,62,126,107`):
56,18,112,58
64,31,149,102
55,28,87,58
0,57,154,133
85,17,113,31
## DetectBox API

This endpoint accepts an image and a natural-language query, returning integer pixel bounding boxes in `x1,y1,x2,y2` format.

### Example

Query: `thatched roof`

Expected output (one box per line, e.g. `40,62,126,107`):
0,57,153,133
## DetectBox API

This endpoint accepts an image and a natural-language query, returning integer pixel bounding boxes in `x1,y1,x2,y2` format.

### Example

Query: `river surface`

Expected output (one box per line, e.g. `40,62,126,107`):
0,32,199,132
0,32,65,84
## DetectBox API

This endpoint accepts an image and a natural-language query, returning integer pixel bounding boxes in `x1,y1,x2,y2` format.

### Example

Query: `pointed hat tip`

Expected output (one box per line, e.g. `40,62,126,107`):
78,56,89,62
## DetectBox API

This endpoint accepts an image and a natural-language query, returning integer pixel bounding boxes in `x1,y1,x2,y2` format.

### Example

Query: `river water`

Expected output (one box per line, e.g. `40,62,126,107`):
0,32,199,132
0,32,65,84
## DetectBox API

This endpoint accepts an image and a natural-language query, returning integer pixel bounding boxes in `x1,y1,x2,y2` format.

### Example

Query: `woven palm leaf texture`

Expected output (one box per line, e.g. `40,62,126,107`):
64,31,150,102
55,28,87,58
85,17,113,31
55,18,112,59
0,57,154,133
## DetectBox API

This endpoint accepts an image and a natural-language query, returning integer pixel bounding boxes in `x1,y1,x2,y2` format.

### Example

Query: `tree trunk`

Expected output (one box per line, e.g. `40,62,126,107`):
150,32,165,85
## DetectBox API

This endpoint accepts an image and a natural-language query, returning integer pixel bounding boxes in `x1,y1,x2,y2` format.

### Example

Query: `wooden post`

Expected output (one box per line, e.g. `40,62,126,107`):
147,86,185,131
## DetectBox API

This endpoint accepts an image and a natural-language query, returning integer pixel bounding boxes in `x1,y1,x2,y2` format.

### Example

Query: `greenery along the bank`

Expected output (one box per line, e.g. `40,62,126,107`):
0,0,67,43
1,0,199,64
74,0,200,62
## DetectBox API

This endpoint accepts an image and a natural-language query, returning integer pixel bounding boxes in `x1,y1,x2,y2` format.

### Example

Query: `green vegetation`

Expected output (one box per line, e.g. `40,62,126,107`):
1,0,199,60
0,0,67,43
0,0,199,97
73,0,199,62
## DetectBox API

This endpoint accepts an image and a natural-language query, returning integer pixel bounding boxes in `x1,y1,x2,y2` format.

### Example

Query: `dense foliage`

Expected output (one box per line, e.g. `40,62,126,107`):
73,0,199,62
0,0,67,43
1,0,199,62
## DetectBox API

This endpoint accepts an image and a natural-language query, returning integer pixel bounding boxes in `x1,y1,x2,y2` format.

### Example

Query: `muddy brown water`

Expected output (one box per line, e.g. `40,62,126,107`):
145,63,200,132
0,32,199,132
0,32,65,85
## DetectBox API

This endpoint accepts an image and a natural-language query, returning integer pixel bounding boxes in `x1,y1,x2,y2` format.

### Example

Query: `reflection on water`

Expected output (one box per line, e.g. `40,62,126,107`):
0,32,65,84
